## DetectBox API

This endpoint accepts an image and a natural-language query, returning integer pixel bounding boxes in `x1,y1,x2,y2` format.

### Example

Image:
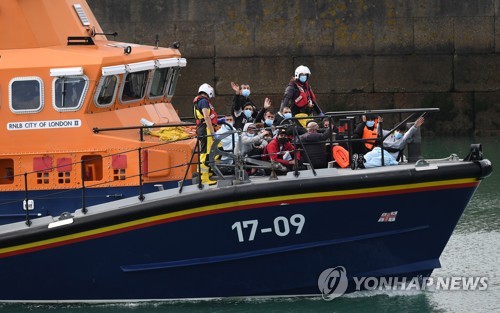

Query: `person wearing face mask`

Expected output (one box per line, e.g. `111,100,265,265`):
230,82,257,130
254,97,275,125
352,113,380,155
351,116,425,169
235,123,270,159
215,114,239,166
233,102,256,130
263,127,298,172
275,106,293,126
279,65,323,117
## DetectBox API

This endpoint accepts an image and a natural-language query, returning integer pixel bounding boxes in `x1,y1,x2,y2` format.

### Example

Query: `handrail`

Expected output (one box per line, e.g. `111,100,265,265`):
0,134,199,226
1,108,440,225
93,122,196,141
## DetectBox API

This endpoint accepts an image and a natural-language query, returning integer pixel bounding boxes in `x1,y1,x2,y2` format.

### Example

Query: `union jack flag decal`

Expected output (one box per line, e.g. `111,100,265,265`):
378,211,398,222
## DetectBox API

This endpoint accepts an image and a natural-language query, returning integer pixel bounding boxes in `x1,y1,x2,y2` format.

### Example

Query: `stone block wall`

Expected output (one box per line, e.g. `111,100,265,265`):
87,0,500,135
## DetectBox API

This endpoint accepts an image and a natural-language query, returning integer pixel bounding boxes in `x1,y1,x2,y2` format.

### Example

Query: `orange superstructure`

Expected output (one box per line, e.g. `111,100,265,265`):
0,0,195,195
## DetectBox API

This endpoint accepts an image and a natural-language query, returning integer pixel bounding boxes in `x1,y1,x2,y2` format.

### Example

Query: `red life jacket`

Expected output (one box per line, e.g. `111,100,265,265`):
193,96,218,126
294,82,317,108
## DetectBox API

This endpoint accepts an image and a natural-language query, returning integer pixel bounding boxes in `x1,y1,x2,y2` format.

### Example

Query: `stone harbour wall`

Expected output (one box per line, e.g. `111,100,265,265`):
87,0,500,135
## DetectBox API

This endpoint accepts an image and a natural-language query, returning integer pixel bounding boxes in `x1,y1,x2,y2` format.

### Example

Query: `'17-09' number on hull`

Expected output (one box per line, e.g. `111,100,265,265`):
231,214,305,242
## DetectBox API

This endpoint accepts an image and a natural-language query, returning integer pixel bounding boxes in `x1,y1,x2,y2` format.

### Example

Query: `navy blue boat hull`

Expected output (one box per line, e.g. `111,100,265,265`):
0,182,181,225
0,166,484,301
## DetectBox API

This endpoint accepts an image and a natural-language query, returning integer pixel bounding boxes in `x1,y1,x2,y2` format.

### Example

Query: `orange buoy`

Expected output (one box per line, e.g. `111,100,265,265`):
333,146,350,168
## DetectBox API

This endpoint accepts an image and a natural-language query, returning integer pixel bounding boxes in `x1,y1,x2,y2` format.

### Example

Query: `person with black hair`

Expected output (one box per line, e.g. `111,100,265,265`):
352,117,425,169
263,127,298,171
352,113,379,155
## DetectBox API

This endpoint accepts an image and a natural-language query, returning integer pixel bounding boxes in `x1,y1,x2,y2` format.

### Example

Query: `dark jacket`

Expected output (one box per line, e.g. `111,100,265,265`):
299,129,332,169
280,80,322,116
232,95,257,130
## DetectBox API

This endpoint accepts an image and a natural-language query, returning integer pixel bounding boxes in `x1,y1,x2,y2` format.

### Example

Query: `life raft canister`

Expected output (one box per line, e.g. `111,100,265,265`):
333,145,350,168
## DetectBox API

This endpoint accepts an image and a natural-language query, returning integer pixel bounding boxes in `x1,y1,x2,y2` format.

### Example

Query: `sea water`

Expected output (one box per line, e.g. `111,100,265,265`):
1,136,498,313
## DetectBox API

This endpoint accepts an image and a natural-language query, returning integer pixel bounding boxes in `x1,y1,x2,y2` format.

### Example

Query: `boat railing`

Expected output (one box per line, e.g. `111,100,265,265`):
2,125,199,227
2,108,440,227
292,108,438,171
92,121,196,141
202,108,439,182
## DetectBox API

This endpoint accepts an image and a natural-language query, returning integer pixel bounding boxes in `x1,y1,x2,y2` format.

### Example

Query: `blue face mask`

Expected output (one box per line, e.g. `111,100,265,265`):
265,119,274,127
244,109,253,119
284,113,292,119
394,131,403,140
242,89,251,98
366,120,375,128
224,123,233,130
299,75,307,83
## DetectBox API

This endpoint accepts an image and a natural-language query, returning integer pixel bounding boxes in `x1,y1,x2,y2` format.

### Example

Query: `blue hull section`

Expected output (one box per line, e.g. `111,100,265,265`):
0,184,477,301
0,181,181,225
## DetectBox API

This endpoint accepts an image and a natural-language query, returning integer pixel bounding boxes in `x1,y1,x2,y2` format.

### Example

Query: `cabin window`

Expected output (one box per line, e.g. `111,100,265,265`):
37,172,50,185
9,77,44,114
148,68,170,98
95,75,119,107
165,67,180,98
81,155,103,181
112,154,127,181
57,158,72,184
52,76,89,111
0,159,15,185
33,156,52,185
120,70,149,103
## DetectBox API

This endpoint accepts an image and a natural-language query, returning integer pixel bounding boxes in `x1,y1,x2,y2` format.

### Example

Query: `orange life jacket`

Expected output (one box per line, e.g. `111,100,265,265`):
362,123,378,150
193,96,218,126
294,82,317,108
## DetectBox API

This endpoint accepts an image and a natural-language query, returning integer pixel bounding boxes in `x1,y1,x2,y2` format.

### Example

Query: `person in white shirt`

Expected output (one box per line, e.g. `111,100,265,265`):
215,114,238,165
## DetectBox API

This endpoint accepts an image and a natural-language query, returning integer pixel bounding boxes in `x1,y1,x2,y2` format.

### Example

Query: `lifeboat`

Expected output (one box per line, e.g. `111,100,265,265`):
0,0,493,303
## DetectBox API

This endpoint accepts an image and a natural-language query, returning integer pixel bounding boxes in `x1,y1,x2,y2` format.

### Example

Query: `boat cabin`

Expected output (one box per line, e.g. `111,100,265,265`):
0,0,195,221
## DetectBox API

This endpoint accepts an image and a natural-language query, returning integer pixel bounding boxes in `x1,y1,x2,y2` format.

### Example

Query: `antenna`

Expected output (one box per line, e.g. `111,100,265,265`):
155,35,159,49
